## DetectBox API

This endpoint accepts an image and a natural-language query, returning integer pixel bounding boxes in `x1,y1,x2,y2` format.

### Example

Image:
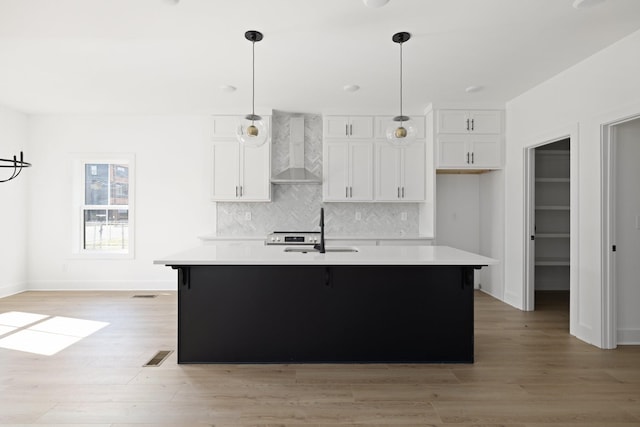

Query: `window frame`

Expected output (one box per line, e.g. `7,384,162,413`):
71,154,135,259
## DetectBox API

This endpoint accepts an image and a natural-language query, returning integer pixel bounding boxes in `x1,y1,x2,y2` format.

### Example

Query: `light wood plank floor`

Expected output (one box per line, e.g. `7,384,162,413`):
0,290,639,426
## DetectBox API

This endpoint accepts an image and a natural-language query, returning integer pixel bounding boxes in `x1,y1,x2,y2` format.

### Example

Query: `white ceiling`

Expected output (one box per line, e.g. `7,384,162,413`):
1,0,639,115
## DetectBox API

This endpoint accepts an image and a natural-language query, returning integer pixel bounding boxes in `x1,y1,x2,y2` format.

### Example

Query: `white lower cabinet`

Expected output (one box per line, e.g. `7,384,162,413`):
375,141,425,201
437,134,501,169
211,140,271,201
323,140,373,201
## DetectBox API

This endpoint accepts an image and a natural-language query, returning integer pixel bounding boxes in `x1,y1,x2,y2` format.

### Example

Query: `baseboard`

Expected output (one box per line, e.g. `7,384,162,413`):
503,290,523,310
618,329,640,345
27,280,176,291
0,281,28,298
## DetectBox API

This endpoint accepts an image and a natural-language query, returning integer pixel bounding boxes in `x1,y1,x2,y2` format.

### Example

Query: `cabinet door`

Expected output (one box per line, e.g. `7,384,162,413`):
240,141,271,201
349,142,374,200
469,135,502,168
468,110,501,134
375,143,402,201
401,141,425,201
348,116,374,139
211,141,240,201
437,110,470,134
324,116,350,139
437,135,469,168
323,141,350,201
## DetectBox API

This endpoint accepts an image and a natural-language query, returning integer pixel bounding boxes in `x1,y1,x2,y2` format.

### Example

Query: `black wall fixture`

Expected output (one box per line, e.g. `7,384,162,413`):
0,151,31,183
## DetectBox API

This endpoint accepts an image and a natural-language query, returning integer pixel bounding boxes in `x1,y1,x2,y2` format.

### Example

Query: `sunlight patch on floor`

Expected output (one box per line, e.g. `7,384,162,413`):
0,311,109,356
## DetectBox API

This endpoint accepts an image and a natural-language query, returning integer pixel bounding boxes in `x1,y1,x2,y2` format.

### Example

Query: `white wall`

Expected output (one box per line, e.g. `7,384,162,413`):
479,170,504,299
615,118,640,344
0,105,29,297
27,115,215,290
435,172,504,293
504,29,640,346
436,174,480,253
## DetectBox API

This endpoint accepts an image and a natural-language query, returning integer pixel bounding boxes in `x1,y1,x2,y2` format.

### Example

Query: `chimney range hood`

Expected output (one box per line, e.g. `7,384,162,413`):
270,116,322,184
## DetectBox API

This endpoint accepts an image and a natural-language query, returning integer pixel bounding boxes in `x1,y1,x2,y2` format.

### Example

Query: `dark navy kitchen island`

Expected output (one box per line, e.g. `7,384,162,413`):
155,244,496,364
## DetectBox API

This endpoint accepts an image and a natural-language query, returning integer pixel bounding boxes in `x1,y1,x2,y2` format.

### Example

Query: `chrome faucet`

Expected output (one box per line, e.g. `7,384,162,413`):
314,207,326,253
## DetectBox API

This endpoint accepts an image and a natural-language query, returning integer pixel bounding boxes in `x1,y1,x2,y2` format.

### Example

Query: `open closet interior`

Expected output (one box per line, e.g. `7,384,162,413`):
534,138,570,295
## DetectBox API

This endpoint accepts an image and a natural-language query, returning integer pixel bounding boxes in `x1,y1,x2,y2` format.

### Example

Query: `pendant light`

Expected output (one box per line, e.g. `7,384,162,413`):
236,30,269,147
386,31,416,145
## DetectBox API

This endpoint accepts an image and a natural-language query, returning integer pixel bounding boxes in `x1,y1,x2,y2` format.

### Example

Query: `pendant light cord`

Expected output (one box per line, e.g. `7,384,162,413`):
251,39,256,123
399,41,403,125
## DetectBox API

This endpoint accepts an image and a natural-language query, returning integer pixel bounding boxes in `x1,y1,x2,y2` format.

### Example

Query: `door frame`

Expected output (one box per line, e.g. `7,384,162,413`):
601,113,640,349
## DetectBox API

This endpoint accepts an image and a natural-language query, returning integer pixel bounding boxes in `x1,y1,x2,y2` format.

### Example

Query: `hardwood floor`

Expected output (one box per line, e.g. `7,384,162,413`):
0,290,639,426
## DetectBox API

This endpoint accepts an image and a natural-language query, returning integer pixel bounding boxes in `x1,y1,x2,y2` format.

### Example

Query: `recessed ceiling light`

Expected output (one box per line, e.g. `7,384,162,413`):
572,0,605,9
343,85,360,92
220,85,237,93
163,0,180,5
363,0,390,8
465,85,483,93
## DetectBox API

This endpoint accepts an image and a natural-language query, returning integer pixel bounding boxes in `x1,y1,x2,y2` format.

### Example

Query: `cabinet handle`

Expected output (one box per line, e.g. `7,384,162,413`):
397,187,400,198
240,186,243,197
349,124,353,136
350,187,353,198
471,152,474,164
345,124,348,136
466,119,470,131
402,187,405,198
471,119,475,131
346,187,349,198
466,152,470,164
235,186,238,197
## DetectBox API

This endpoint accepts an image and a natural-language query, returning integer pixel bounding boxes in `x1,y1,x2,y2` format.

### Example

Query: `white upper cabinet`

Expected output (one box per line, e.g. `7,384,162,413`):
437,109,502,134
324,116,374,139
435,109,503,169
375,116,426,139
210,116,271,202
323,141,373,201
375,141,425,202
437,134,502,169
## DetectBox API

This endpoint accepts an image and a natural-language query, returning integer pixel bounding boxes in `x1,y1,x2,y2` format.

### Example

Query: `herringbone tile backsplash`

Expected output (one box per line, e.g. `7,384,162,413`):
216,110,419,236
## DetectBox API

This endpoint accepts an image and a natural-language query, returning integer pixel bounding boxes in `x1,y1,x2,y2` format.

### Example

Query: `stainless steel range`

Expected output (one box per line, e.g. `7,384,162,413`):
265,231,321,245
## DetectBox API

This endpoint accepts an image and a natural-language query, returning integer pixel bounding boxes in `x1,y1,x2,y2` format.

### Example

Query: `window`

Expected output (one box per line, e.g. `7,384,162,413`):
73,155,134,257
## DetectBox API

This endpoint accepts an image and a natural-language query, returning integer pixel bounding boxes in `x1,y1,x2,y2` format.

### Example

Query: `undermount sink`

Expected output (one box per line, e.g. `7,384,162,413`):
284,246,359,253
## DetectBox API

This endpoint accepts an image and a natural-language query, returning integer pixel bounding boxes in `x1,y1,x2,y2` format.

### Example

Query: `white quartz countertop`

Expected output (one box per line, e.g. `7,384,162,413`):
154,244,498,266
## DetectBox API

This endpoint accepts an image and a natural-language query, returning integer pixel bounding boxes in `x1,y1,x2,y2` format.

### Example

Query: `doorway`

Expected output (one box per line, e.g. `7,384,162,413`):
524,130,576,327
602,116,640,347
532,139,570,314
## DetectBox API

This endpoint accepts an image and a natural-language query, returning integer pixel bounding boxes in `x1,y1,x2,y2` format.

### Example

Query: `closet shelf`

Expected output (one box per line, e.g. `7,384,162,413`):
535,178,570,183
535,205,570,211
536,233,570,238
535,257,570,266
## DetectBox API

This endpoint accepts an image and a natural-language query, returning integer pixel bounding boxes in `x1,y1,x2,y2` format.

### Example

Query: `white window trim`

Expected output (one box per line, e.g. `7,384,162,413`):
70,153,135,259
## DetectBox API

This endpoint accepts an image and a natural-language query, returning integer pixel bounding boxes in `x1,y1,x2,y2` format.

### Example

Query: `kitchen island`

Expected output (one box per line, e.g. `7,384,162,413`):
154,244,497,364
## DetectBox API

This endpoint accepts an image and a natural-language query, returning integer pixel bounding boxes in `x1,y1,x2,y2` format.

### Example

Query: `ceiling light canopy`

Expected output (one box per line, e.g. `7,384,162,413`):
236,30,269,148
363,0,390,8
386,31,416,146
343,84,360,92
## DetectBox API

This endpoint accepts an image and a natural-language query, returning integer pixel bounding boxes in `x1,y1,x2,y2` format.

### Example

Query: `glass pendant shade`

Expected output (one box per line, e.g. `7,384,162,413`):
386,116,416,146
237,114,268,147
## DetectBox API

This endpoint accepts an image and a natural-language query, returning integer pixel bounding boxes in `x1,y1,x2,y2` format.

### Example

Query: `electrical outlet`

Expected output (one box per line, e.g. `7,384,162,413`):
401,212,407,221
355,212,362,221
245,212,251,221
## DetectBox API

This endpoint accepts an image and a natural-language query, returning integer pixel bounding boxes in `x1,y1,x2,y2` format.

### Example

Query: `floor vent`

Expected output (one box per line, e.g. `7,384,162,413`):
132,294,158,298
143,350,173,367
